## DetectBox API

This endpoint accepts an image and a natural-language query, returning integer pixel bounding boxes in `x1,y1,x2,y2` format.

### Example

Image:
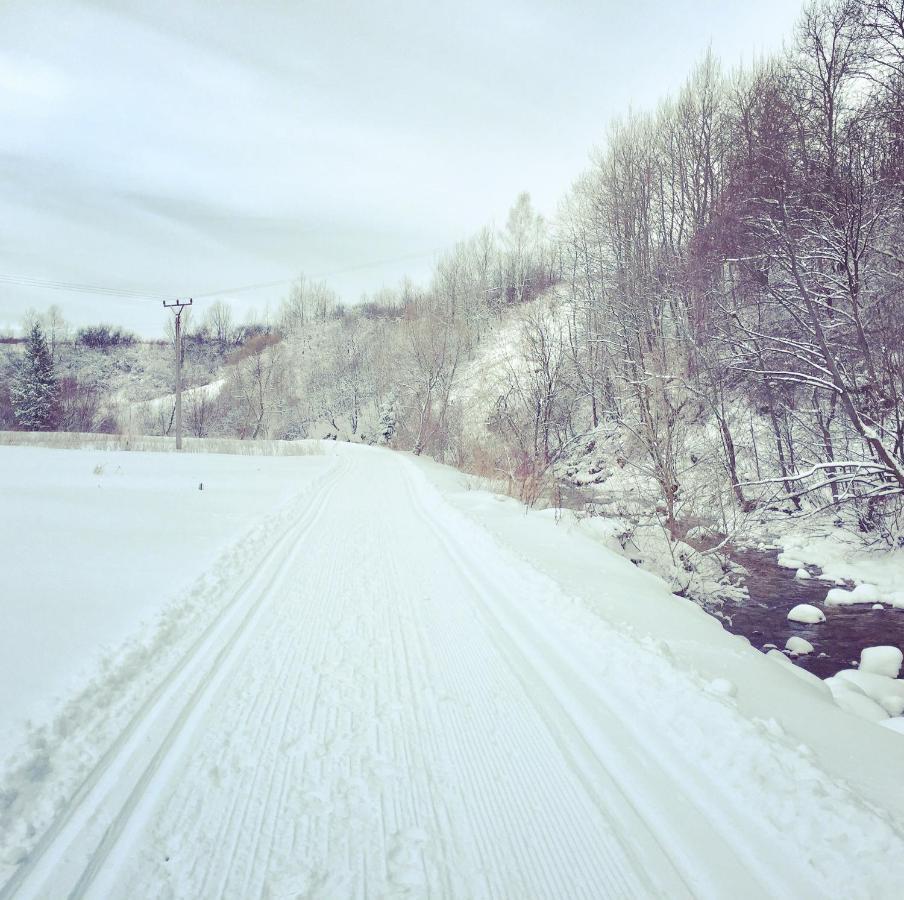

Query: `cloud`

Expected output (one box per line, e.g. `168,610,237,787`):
0,52,68,105
0,0,804,334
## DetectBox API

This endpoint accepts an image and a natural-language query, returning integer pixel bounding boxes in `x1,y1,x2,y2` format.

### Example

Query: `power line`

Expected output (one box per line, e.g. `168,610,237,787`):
0,272,161,301
0,245,446,306
192,247,445,299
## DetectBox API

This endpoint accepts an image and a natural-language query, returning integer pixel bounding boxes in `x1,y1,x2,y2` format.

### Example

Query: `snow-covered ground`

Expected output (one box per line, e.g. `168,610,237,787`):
117,377,226,416
0,444,330,749
1,442,903,898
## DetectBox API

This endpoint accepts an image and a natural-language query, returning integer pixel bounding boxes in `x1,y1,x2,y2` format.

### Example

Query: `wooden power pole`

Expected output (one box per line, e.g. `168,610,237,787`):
163,299,193,450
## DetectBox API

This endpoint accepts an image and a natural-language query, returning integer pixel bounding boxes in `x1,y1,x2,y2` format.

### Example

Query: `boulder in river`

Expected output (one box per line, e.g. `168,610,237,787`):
860,646,903,678
787,603,826,624
786,636,814,655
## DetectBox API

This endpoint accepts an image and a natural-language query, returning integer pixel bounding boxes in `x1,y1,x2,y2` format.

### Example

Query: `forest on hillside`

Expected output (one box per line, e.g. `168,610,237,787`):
3,0,903,552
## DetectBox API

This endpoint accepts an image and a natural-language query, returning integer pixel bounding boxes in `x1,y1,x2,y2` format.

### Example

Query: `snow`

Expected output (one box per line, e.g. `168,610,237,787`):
794,567,810,579
821,648,904,721
860,646,903,678
777,554,805,569
785,636,814,656
824,680,891,722
706,678,737,697
2,441,904,897
0,443,331,752
826,583,882,606
880,717,904,735
787,603,826,624
123,377,225,415
779,531,904,610
765,649,832,697
825,667,904,718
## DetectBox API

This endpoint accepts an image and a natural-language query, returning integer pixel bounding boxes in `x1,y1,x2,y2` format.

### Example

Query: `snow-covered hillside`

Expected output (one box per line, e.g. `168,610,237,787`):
1,442,903,898
452,289,904,618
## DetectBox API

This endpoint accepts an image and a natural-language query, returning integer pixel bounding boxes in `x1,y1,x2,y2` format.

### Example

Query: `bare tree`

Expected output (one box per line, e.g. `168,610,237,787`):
205,301,234,350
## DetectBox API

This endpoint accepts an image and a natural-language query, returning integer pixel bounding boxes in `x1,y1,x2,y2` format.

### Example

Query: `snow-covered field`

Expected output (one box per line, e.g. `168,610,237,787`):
0,444,330,746
1,442,903,898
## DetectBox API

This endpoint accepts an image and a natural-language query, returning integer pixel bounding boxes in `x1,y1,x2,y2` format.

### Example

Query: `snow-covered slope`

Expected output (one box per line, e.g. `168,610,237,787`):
1,442,902,898
118,377,226,416
453,289,563,446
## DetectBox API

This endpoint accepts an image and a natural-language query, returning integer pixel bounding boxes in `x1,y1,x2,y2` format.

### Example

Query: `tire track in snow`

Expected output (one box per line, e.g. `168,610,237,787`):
205,601,306,898
229,537,351,899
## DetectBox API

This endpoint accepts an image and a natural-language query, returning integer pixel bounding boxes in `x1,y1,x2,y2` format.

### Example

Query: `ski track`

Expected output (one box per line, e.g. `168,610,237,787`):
3,447,902,899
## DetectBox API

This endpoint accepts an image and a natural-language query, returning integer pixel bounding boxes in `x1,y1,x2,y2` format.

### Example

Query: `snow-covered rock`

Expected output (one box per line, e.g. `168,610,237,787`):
787,603,825,624
778,553,805,569
786,636,814,656
824,678,890,722
825,583,881,606
860,646,903,679
795,568,811,580
832,669,904,717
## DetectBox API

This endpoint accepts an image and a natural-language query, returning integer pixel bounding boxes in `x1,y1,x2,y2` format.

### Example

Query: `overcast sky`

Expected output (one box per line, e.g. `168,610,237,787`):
0,0,804,336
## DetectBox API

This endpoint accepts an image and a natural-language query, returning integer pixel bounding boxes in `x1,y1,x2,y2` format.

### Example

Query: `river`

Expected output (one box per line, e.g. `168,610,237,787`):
720,548,904,679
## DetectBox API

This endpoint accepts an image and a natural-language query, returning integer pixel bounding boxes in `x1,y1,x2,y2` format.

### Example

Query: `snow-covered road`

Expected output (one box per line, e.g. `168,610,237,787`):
2,444,904,898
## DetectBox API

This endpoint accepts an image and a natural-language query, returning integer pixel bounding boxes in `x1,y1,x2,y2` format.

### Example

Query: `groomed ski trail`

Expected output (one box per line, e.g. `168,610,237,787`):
4,446,902,899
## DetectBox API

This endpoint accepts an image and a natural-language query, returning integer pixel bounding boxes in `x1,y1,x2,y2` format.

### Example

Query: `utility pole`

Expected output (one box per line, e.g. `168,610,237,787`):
163,299,192,450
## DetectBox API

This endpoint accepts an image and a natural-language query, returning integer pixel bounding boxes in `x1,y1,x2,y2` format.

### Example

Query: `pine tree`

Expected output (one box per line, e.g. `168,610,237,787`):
11,323,59,430
378,394,397,444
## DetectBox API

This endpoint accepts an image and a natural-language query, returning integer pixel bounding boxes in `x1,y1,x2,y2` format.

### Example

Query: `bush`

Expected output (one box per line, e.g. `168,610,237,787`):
226,332,281,364
75,325,137,351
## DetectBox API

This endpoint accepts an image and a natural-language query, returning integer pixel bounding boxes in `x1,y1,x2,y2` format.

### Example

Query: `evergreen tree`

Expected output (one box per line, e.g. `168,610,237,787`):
379,394,397,444
11,323,59,430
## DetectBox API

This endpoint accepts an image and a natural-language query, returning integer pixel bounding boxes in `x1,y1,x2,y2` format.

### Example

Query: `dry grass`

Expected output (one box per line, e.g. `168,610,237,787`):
462,444,568,510
0,431,324,457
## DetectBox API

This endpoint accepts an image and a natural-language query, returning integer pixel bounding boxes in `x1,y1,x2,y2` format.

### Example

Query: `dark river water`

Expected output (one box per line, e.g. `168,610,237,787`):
556,484,902,680
719,548,904,679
